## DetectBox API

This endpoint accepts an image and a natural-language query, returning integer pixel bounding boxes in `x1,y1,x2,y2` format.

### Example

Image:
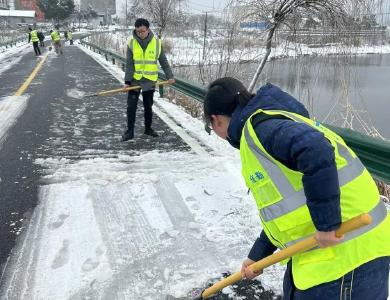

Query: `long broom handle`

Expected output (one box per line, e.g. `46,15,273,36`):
89,80,170,97
201,213,372,299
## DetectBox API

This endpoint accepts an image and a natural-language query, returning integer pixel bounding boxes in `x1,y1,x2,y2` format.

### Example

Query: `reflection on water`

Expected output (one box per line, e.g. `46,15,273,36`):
174,54,390,139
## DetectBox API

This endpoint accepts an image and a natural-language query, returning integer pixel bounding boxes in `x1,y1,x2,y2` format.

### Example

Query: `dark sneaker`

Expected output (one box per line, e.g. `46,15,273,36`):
121,131,134,141
144,128,158,137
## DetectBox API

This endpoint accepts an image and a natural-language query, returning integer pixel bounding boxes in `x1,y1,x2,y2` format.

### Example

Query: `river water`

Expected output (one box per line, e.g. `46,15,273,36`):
174,53,390,139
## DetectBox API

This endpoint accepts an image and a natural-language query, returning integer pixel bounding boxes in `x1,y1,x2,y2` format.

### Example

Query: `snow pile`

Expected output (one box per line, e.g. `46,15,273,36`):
0,95,29,143
0,43,30,76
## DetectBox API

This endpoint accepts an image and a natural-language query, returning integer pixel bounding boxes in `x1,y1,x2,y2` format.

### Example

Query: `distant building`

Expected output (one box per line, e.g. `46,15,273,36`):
0,0,9,10
240,21,271,30
15,0,44,21
228,5,268,29
0,9,36,26
80,0,116,15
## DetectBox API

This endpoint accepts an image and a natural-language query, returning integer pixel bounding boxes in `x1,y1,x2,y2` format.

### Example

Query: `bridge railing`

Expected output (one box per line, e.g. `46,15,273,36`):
0,36,27,49
79,38,390,184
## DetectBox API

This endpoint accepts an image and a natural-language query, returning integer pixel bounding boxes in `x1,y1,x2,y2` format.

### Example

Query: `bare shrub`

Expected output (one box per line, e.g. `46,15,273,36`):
164,88,203,119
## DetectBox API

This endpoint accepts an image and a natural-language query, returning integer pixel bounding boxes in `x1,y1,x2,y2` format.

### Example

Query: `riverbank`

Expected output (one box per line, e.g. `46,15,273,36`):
85,30,390,67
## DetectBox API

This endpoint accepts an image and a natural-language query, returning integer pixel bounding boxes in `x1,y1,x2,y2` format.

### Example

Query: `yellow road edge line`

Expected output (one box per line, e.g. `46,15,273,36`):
14,53,49,96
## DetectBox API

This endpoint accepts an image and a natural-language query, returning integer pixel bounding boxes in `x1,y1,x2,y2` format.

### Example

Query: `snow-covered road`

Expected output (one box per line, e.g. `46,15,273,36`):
0,43,285,299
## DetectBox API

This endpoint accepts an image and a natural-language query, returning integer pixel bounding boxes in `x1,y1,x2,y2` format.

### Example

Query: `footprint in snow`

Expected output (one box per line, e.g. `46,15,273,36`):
51,240,70,269
48,213,69,229
81,258,100,272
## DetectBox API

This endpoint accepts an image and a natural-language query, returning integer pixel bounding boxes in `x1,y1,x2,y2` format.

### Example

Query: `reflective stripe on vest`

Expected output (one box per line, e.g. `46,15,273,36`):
30,30,39,42
285,199,387,248
244,125,365,222
128,36,161,81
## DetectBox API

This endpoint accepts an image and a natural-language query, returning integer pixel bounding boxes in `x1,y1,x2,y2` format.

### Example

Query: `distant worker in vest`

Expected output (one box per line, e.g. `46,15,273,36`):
122,18,175,141
28,27,41,56
67,30,73,45
50,29,63,55
203,77,390,300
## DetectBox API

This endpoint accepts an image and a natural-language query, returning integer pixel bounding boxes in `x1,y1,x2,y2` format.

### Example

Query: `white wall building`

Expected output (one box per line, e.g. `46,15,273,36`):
0,9,36,26
0,0,9,10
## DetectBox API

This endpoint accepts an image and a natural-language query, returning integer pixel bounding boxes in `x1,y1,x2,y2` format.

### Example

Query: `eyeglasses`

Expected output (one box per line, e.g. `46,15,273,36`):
136,29,148,35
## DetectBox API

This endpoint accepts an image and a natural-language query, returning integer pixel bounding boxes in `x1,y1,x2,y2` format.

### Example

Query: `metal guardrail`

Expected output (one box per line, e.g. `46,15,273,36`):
80,39,126,70
79,38,390,183
0,37,26,49
158,72,206,102
326,125,390,184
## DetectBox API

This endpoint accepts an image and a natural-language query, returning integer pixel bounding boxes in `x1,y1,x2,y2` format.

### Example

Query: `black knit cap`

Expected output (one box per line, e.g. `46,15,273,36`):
204,77,250,119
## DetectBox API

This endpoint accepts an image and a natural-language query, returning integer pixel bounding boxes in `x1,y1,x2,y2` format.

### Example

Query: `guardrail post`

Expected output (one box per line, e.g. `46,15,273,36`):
105,53,108,61
112,58,115,65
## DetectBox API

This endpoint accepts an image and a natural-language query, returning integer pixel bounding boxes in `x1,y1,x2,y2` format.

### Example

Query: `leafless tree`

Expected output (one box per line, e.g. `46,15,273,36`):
144,0,179,37
230,0,376,92
123,0,144,27
198,20,243,85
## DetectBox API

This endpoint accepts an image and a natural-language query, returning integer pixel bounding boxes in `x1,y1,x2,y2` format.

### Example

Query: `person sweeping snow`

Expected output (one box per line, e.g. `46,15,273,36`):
203,77,390,299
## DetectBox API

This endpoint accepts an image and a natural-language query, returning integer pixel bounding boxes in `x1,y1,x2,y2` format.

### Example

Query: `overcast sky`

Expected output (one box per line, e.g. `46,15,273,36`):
115,0,229,16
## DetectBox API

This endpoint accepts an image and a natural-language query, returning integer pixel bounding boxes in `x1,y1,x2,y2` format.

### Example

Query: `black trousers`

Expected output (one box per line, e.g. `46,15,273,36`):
126,89,154,132
32,41,41,55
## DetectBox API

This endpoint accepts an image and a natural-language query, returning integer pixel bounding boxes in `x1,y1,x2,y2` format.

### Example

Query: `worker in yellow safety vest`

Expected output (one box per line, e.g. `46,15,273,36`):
121,18,175,141
203,77,390,300
67,30,73,45
50,29,63,55
28,27,41,56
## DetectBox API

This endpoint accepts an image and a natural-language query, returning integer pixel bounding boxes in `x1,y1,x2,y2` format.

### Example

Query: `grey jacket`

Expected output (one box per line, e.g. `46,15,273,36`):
124,30,174,91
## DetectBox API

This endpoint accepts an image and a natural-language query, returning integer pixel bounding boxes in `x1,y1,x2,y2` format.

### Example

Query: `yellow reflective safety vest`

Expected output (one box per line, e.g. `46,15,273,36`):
30,30,39,42
68,31,73,40
51,31,60,42
240,109,390,290
128,36,161,81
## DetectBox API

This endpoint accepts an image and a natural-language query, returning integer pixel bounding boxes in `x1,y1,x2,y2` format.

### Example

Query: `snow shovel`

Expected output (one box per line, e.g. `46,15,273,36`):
187,213,372,300
84,80,170,98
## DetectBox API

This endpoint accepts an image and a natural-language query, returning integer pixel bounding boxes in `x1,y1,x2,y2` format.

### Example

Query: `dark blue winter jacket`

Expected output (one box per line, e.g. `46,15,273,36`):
227,83,341,261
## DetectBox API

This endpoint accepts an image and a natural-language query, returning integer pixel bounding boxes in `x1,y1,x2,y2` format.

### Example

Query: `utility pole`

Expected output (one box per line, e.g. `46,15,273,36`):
125,0,128,28
202,12,208,60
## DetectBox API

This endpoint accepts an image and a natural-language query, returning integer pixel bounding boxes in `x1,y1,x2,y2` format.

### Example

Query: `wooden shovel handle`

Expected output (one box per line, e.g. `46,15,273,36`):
96,85,141,96
94,80,170,97
201,213,371,299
